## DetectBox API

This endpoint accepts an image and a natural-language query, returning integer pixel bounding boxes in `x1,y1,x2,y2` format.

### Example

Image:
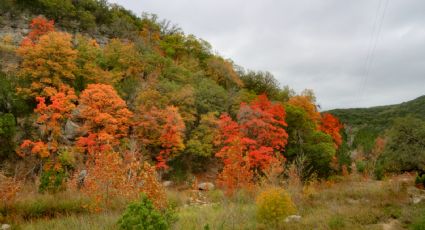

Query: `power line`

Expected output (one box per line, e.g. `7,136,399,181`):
357,0,390,106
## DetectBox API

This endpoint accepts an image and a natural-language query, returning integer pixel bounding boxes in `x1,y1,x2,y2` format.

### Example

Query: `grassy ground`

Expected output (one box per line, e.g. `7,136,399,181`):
9,175,425,229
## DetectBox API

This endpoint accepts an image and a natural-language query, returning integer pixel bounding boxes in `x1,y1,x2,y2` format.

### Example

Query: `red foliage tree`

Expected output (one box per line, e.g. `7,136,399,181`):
319,113,343,148
238,94,288,168
157,106,185,169
216,95,288,194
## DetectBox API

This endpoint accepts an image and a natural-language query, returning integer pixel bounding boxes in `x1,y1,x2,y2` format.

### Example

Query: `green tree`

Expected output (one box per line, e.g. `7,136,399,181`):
377,117,425,173
194,78,227,115
285,104,336,178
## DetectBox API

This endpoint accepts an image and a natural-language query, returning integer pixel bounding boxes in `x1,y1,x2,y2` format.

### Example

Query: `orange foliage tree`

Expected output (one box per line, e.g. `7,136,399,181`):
18,85,77,159
319,113,343,148
76,84,133,156
17,31,77,97
134,105,185,169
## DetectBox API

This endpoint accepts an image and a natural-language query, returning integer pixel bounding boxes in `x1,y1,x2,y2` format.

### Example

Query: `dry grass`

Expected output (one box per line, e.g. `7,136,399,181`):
4,174,425,229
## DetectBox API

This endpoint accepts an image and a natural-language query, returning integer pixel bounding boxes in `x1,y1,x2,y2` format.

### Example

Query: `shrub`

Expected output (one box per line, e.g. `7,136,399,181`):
39,168,67,193
356,160,367,173
117,195,169,230
255,187,296,226
415,173,425,187
0,172,20,208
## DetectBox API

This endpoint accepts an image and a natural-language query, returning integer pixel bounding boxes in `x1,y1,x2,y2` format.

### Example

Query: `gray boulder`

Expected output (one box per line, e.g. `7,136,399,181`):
285,215,302,223
198,182,214,191
162,181,173,187
64,120,81,140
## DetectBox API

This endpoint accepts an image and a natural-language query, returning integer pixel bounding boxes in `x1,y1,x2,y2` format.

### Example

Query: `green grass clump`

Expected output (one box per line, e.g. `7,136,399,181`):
328,215,345,230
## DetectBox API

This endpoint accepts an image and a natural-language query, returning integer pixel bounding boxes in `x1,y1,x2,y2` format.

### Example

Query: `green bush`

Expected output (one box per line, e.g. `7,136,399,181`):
415,173,425,187
356,160,367,173
117,195,170,230
255,187,296,226
39,168,68,193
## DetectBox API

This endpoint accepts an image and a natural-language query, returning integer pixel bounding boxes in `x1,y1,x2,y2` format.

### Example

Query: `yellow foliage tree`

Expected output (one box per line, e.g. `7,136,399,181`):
17,32,77,97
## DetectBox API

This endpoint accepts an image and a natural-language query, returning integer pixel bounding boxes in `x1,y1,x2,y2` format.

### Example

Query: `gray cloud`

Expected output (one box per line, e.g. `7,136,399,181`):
110,0,425,110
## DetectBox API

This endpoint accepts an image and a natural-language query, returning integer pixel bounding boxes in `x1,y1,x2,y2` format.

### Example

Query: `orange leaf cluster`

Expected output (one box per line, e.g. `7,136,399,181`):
319,113,343,148
157,106,185,169
287,95,321,123
18,140,49,158
27,16,55,42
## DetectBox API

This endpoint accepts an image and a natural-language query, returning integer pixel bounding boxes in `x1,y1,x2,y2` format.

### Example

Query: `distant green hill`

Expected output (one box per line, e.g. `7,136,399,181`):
328,95,425,130
327,95,425,151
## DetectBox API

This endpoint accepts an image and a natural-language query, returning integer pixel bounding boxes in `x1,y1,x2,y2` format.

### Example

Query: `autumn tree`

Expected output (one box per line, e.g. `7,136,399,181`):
76,84,132,156
134,104,185,169
237,94,288,170
157,106,185,169
17,31,77,97
216,95,288,194
17,85,77,191
215,115,253,196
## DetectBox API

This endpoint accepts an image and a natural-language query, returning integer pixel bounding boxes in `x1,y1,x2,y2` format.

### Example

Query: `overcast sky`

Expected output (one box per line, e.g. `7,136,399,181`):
110,0,425,110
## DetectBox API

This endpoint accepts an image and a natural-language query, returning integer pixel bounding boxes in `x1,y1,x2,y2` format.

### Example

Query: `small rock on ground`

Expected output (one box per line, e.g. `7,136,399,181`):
198,182,214,191
382,219,402,230
285,215,302,223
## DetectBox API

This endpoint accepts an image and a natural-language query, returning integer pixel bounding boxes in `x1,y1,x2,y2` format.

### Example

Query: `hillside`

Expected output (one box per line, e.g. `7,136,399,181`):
328,95,425,130
1,1,425,229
